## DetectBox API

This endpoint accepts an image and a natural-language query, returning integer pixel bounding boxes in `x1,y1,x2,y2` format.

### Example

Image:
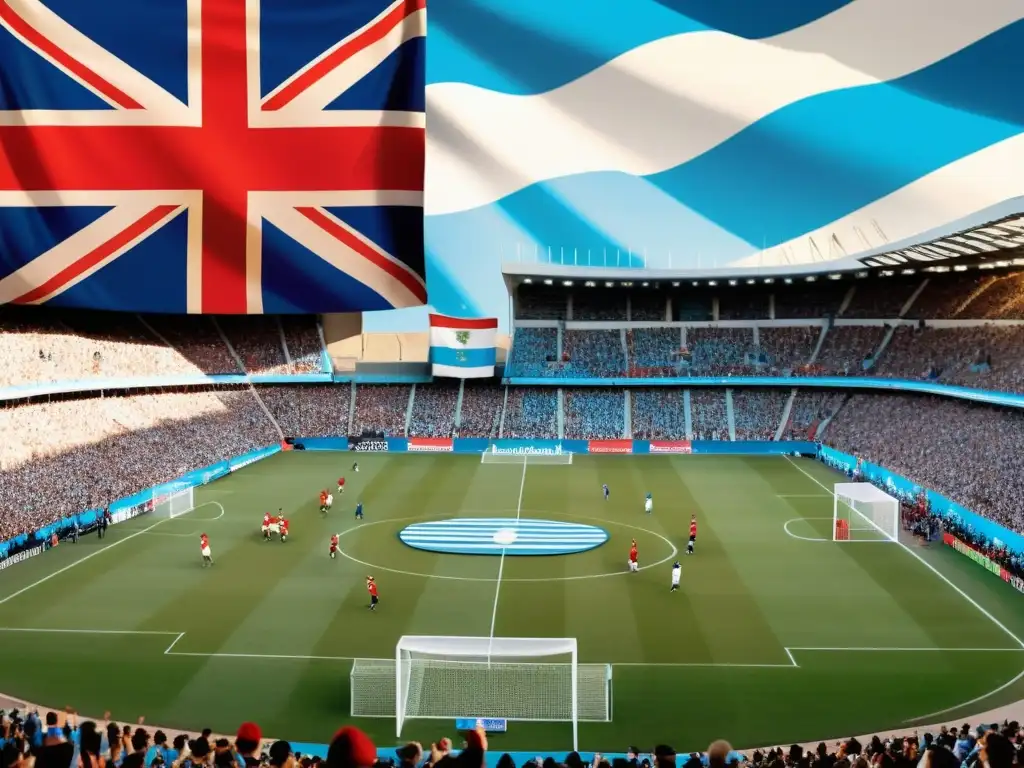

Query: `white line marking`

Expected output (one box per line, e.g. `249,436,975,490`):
785,647,798,667
167,650,357,661
782,517,888,543
906,668,1024,723
783,456,1024,650
487,457,528,655
163,632,186,655
777,494,831,498
0,501,225,606
613,661,794,668
782,517,832,542
0,627,180,635
338,513,677,583
788,646,1024,653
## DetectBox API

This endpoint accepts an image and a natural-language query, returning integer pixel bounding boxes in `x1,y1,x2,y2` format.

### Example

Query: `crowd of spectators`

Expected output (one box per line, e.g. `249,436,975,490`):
826,393,1024,534
0,308,205,385
0,309,328,385
563,390,624,439
731,390,788,441
785,391,845,441
841,277,919,319
506,329,559,377
516,285,567,320
562,331,626,377
0,387,276,541
690,391,728,441
502,388,557,438
755,328,818,373
352,386,411,437
408,382,459,437
628,329,681,373
812,327,885,376
687,329,751,375
573,291,626,321
718,288,768,321
261,386,351,437
458,385,504,438
631,291,668,321
877,326,1024,393
632,389,687,440
7,710,1024,768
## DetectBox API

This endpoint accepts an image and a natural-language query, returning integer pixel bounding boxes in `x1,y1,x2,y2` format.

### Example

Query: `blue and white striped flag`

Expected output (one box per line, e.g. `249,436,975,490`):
429,314,497,378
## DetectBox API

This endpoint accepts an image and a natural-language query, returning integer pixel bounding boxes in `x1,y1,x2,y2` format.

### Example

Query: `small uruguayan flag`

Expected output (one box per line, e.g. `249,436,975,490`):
429,314,498,378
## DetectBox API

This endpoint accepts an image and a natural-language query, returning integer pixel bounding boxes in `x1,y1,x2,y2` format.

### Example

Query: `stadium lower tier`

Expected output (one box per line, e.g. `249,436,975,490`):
2,384,1024,543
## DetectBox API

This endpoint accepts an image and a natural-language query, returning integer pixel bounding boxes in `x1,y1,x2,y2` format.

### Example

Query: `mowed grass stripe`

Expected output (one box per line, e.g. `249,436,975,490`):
663,456,788,665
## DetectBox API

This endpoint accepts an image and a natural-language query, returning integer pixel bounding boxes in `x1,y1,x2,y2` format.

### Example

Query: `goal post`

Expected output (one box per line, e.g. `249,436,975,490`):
833,483,898,542
350,636,611,750
154,486,195,519
481,445,573,465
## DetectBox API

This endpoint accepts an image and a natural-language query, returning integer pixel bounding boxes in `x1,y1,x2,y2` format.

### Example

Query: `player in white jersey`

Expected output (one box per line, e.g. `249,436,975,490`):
644,493,653,514
670,561,681,591
325,493,334,510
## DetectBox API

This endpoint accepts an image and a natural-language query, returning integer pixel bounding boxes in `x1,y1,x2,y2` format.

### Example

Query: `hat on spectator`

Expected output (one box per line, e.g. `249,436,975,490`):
327,727,376,768
269,741,292,768
654,746,676,759
237,723,262,746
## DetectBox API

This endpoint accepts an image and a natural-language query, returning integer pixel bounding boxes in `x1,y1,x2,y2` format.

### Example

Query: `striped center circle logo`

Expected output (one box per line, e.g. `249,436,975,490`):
399,518,609,556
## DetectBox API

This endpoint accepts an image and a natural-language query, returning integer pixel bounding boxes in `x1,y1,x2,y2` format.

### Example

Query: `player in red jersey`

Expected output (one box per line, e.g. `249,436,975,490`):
279,518,289,542
337,477,346,494
319,489,328,513
366,576,379,611
687,515,697,555
329,534,339,559
628,538,639,573
200,534,212,567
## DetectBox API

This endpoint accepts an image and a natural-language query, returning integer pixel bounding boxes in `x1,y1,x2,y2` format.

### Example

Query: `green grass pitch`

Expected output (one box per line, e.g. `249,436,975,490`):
2,452,1024,751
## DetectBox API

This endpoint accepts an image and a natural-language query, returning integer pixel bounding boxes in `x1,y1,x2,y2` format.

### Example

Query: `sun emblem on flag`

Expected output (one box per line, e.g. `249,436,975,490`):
455,330,471,346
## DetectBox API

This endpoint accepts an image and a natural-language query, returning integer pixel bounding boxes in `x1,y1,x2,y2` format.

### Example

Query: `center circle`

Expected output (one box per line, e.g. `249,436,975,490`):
336,510,678,583
493,528,518,544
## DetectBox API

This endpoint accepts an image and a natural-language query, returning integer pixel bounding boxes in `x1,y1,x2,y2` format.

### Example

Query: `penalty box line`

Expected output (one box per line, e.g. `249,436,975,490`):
0,629,1019,668
782,455,1024,652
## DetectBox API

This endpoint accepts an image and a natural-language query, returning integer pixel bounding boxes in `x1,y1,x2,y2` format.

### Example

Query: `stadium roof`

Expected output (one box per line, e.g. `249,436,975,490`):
501,213,1024,286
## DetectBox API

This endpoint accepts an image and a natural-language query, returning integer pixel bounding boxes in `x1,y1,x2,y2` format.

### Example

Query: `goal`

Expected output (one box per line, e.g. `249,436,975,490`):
833,483,898,542
481,445,573,465
350,636,611,750
154,486,195,519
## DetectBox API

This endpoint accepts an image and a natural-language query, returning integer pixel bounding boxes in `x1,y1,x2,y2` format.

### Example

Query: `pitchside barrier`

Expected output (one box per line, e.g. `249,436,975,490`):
0,444,283,562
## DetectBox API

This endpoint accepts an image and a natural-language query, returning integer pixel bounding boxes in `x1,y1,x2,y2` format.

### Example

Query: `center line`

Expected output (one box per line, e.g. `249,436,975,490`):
487,455,529,657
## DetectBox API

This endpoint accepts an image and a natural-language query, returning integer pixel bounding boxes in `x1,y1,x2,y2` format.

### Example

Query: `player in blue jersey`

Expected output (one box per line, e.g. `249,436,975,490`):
602,484,610,501
355,501,364,520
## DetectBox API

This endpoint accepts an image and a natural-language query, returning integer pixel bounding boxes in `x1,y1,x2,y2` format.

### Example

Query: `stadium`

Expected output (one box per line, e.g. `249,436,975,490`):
3,2,1024,768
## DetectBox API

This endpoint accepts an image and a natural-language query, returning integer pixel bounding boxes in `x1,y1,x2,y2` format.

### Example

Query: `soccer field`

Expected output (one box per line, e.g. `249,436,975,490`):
2,452,1024,751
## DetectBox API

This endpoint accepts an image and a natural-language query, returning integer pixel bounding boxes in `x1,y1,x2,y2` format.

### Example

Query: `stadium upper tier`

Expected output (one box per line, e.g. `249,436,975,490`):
506,271,1024,392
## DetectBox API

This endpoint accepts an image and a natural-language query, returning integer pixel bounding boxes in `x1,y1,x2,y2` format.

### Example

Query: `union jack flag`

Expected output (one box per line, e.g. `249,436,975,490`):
0,0,427,314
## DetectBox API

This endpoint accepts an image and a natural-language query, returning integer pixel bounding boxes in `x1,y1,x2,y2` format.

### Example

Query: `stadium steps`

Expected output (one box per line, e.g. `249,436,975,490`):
347,384,357,433
775,389,797,442
725,388,736,441
404,385,416,436
683,389,693,439
454,380,466,431
499,385,509,437
275,318,293,368
624,390,632,438
808,323,828,364
557,388,565,439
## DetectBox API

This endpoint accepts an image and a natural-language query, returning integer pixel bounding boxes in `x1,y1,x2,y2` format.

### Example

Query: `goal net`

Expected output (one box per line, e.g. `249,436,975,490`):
833,483,898,542
481,445,572,465
154,486,195,519
350,636,610,750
